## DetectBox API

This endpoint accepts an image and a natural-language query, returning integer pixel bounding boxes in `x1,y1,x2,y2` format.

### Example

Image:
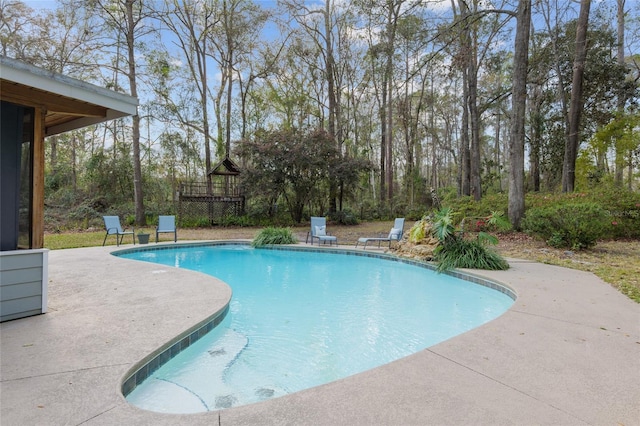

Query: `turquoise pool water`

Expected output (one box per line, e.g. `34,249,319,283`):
119,245,514,413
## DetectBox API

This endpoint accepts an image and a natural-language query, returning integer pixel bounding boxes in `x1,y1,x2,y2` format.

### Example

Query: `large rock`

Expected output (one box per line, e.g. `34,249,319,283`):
392,218,439,260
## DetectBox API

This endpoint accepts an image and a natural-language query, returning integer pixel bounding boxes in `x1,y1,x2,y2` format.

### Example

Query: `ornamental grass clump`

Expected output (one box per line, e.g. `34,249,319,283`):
430,207,510,273
252,227,297,247
434,237,510,272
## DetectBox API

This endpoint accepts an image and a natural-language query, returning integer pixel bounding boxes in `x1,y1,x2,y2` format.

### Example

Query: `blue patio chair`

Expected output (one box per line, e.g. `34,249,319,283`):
102,216,135,246
156,215,177,243
306,216,338,246
355,218,405,250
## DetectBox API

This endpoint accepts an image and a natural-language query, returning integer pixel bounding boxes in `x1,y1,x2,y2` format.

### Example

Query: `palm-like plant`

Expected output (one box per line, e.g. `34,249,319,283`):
431,207,457,244
431,207,509,272
486,211,511,231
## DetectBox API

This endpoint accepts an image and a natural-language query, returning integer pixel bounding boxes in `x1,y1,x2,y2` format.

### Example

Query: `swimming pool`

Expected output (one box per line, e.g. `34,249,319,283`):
117,244,514,413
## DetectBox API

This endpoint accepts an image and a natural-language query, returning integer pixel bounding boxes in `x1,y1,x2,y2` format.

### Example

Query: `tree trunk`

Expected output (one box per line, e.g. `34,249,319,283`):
460,65,471,197
540,1,570,187
562,0,591,193
494,109,503,192
508,0,531,230
469,64,481,201
50,135,58,179
380,92,387,203
385,78,393,202
225,61,233,158
457,0,471,197
467,10,481,201
214,74,225,160
224,0,233,158
125,0,145,226
529,84,543,192
325,0,338,213
615,0,625,186
529,111,542,192
200,41,213,194
384,33,395,203
384,1,402,204
429,75,437,189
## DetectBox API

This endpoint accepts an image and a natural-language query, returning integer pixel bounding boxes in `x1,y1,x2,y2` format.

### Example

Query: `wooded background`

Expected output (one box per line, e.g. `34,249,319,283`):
2,0,638,227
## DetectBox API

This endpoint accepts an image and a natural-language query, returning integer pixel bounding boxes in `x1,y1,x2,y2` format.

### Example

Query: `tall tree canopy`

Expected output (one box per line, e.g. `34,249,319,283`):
4,0,638,225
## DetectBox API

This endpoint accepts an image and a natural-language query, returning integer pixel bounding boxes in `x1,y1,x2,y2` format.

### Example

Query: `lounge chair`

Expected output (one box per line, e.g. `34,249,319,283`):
356,218,405,250
306,216,338,246
102,215,135,246
156,215,177,243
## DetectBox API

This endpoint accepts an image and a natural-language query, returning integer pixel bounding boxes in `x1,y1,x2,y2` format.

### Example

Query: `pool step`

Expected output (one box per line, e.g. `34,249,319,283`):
127,328,289,413
208,328,250,370
172,328,250,410
127,329,248,413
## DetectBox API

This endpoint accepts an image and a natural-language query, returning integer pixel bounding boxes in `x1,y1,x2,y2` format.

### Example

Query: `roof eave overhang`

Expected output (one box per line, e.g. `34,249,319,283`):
0,56,138,136
46,109,132,136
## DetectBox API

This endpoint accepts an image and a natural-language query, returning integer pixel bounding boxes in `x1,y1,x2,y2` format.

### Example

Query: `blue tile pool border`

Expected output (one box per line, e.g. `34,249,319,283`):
115,241,517,398
120,304,230,397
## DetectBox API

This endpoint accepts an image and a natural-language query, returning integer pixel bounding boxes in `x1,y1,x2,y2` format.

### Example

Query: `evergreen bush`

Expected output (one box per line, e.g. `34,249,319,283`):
522,188,640,239
521,202,610,250
328,209,359,225
180,216,211,228
444,193,509,220
218,214,256,227
591,188,640,239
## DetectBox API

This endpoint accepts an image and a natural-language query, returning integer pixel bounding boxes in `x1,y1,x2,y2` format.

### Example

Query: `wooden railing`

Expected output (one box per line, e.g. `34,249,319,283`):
179,181,242,197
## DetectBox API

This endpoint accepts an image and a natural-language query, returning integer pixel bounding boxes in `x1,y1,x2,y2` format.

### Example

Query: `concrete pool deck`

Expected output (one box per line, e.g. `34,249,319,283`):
1,242,639,425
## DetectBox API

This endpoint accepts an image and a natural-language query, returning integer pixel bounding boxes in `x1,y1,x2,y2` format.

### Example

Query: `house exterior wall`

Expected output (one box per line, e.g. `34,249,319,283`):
1,59,137,321
0,249,48,322
0,101,24,251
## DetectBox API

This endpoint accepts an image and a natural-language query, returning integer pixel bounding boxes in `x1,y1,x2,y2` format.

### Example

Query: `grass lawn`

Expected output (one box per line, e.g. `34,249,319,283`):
44,221,640,303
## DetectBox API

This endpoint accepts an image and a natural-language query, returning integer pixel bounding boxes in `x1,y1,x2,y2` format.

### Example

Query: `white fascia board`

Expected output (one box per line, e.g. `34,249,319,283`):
0,57,138,116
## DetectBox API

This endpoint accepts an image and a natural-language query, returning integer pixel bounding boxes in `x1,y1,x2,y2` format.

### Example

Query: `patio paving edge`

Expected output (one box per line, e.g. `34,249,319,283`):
1,243,638,426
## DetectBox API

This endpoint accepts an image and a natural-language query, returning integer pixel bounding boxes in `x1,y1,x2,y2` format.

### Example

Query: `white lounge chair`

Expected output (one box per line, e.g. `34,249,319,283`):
356,218,405,250
306,216,338,246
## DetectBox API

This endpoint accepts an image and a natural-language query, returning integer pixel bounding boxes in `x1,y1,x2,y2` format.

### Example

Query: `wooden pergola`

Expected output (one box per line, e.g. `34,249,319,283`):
178,157,245,224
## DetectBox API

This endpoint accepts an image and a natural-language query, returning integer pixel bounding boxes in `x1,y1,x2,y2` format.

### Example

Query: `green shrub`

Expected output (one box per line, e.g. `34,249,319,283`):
354,199,374,220
444,193,509,220
461,211,512,233
434,238,510,272
521,202,610,250
408,219,427,243
430,207,509,272
68,202,99,223
181,216,211,228
592,188,640,239
218,214,256,227
524,188,640,239
431,207,457,243
252,227,297,247
125,214,135,226
328,209,359,225
404,207,427,221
